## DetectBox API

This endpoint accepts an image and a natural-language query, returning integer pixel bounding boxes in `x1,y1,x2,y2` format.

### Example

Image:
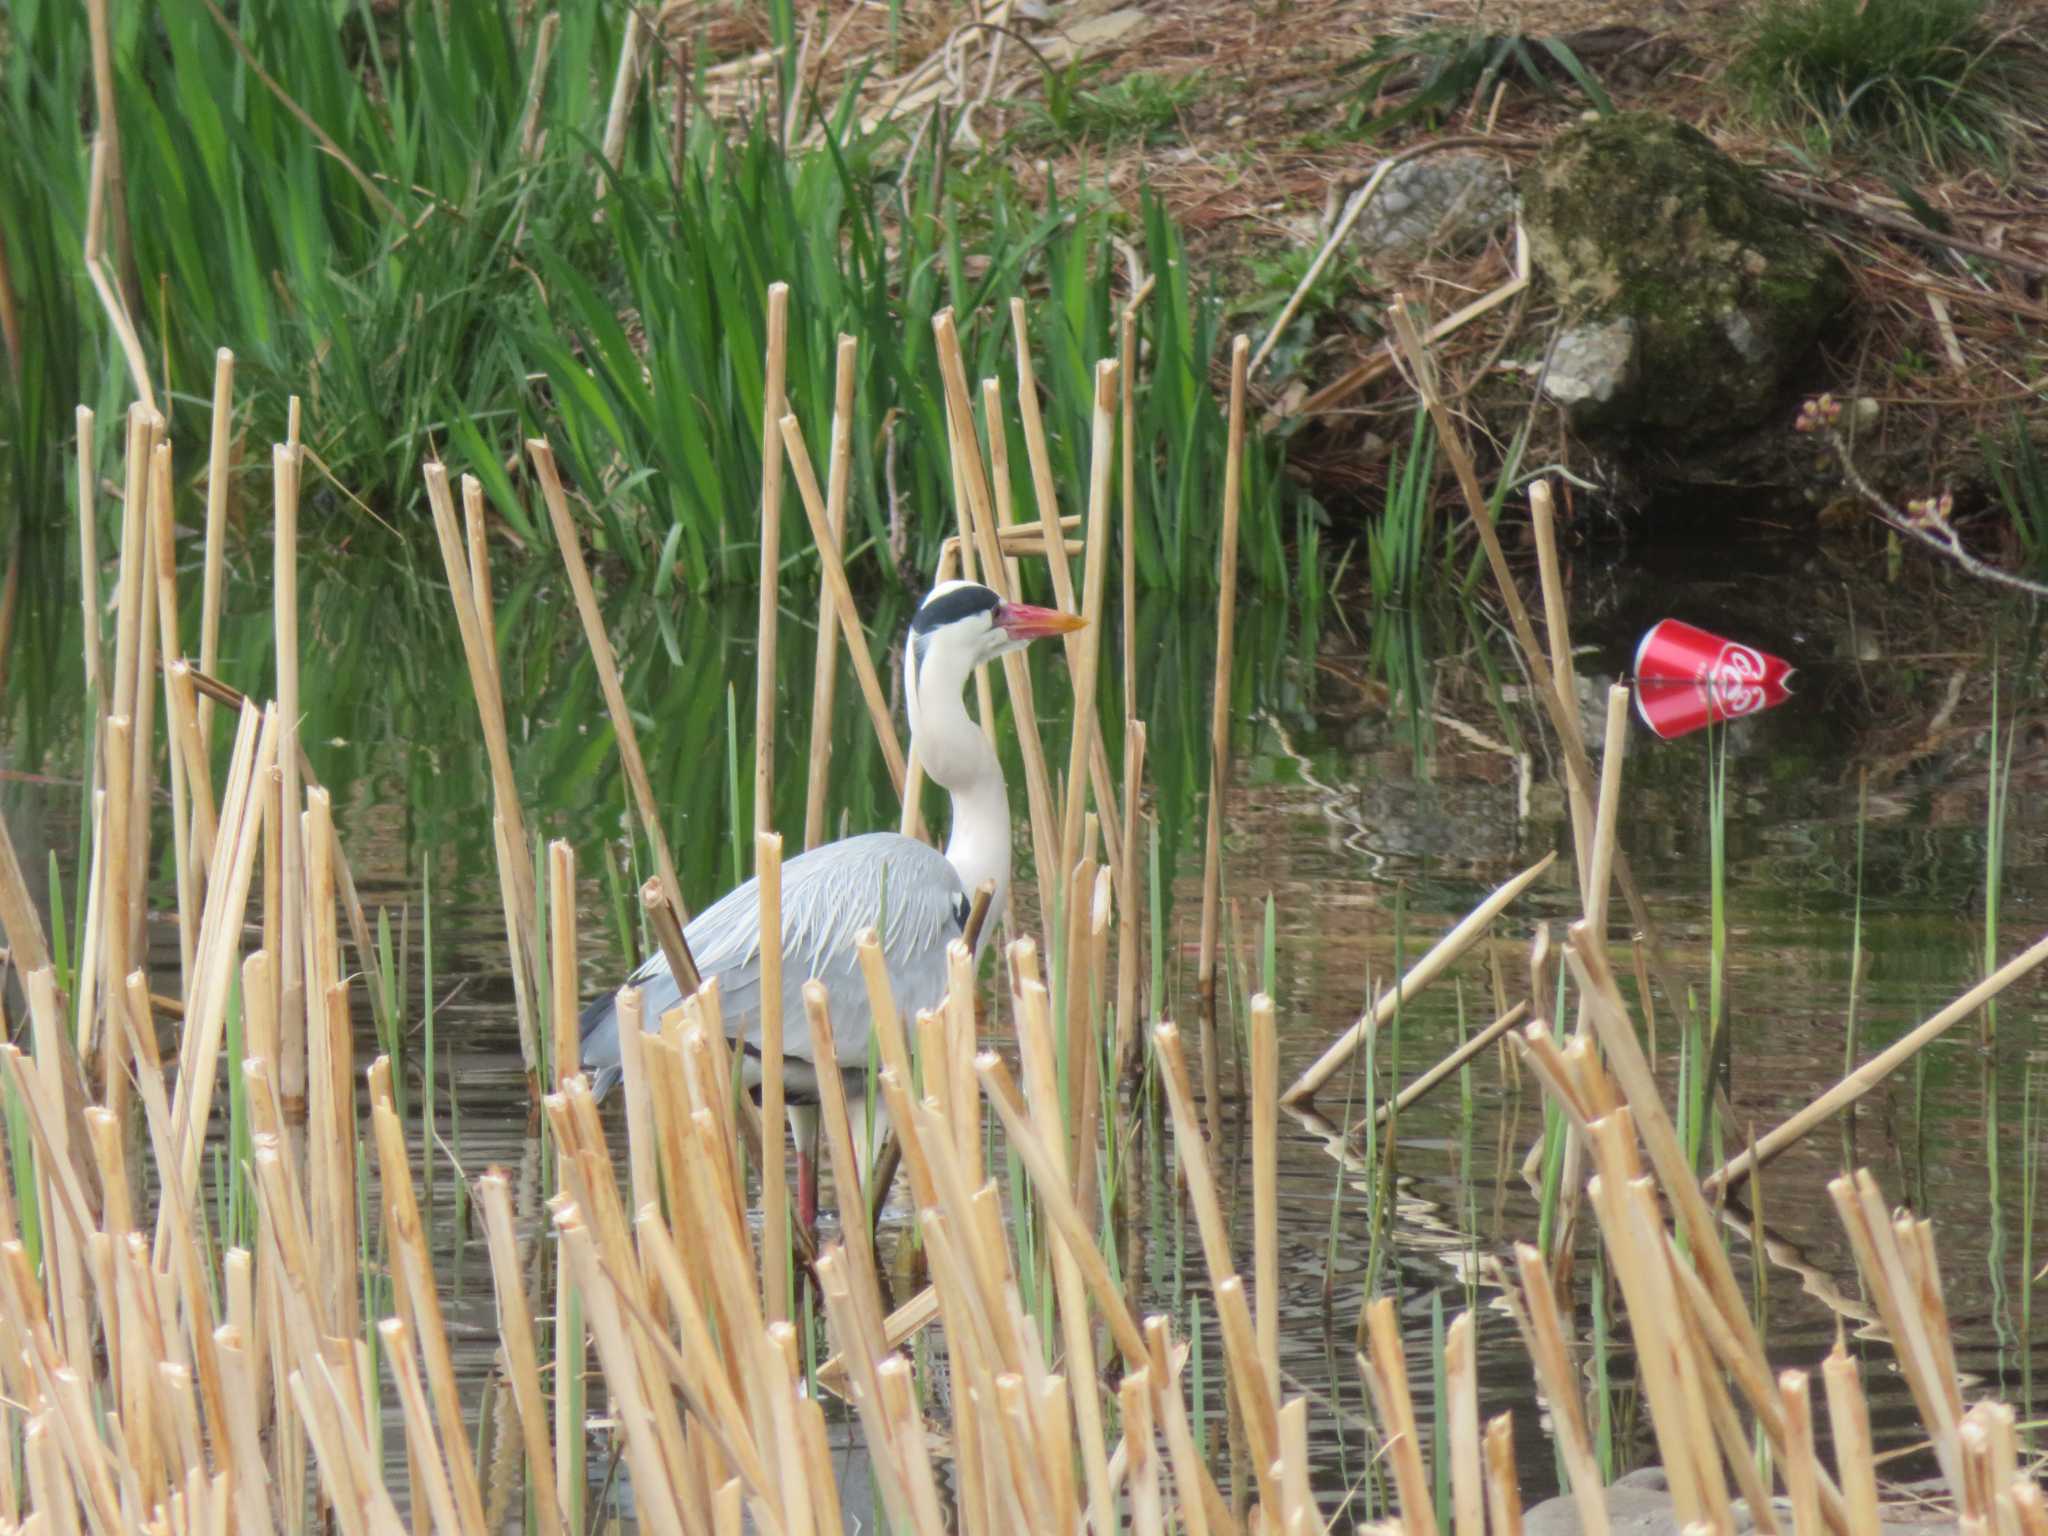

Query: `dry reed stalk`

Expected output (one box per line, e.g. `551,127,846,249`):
1009,300,1081,619
1531,482,1591,887
1060,358,1120,890
974,1051,1148,1365
1367,1002,1530,1130
1582,1147,1711,1526
109,405,150,733
547,839,578,1085
424,462,541,1078
811,1252,918,1534
378,1318,466,1536
1560,928,1786,1393
99,714,133,1069
167,664,218,874
946,937,982,1185
1195,335,1250,1139
774,415,908,794
1821,1345,1880,1533
1124,1369,1165,1536
931,310,1067,891
1143,1317,1231,1536
755,282,790,850
1445,1312,1483,1536
213,1328,276,1536
633,1213,777,1503
160,704,275,1236
1483,1414,1524,1536
1828,1171,1963,1496
599,8,643,175
641,877,708,1005
615,987,658,1216
476,1172,566,1536
271,435,306,1119
303,794,360,1343
983,377,1022,595
1361,1295,1439,1536
1781,1370,1822,1535
755,831,789,1325
1251,993,1279,1389
558,1213,692,1536
1708,931,2048,1192
1113,719,1148,1081
112,981,222,1446
1288,852,1555,1103
529,441,690,923
1547,682,1632,1267
76,405,103,719
0,807,53,980
367,1063,489,1535
1153,1021,1237,1288
1012,963,1115,1536
197,350,233,750
18,987,94,1368
1499,1244,1607,1536
804,334,860,849
1385,301,1700,1050
147,440,197,988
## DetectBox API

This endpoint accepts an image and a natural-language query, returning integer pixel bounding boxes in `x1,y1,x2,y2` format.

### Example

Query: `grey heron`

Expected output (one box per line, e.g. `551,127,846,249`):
579,579,1084,1229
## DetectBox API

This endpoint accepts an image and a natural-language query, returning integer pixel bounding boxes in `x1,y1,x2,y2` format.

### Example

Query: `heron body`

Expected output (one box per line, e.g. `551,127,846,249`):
578,579,1084,1229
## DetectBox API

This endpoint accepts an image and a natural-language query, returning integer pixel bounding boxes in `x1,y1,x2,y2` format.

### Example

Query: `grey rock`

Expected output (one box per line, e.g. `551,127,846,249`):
1351,153,1514,264
1543,317,1638,423
1520,113,1849,447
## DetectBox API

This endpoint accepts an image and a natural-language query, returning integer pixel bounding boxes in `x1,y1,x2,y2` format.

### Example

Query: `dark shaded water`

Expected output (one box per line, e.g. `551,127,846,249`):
6,534,2045,1523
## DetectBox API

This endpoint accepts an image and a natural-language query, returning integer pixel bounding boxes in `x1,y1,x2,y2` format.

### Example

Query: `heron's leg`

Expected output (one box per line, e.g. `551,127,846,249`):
787,1103,821,1234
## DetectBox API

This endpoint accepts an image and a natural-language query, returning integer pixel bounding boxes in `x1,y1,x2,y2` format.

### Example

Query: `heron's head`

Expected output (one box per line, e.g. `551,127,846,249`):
908,580,1085,680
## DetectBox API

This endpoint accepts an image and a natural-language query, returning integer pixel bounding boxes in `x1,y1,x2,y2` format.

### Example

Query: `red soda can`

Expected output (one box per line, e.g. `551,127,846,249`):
1635,676,1793,740
1634,618,1794,692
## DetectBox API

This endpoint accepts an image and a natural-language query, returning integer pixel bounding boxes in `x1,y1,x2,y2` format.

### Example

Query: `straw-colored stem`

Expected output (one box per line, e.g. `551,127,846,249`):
198,349,233,750
1502,1244,1606,1536
1708,931,2048,1192
1196,335,1250,1134
271,438,305,1121
1289,852,1555,1103
975,1051,1148,1366
1483,1414,1523,1536
1250,994,1278,1390
1061,359,1119,896
1368,1002,1530,1129
378,1318,466,1536
804,334,860,849
754,282,789,849
423,462,540,1078
1446,1312,1483,1536
775,414,908,796
1822,1344,1880,1534
368,1070,489,1535
529,441,690,924
476,1172,565,1536
548,841,578,1085
757,832,788,1324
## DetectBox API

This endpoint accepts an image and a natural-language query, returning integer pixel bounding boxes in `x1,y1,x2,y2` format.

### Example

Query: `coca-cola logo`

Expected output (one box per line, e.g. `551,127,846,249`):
1710,642,1767,717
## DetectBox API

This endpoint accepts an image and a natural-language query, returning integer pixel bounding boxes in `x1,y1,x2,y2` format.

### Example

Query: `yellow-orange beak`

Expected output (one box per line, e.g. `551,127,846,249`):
995,601,1087,641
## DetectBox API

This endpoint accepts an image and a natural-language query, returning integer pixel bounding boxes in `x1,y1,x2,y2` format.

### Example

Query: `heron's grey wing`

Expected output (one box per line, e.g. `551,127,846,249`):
703,832,970,1075
576,942,687,1098
579,833,969,1100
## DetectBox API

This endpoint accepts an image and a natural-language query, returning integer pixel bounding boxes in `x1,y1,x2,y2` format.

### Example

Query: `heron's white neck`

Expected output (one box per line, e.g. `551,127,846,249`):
908,644,1009,948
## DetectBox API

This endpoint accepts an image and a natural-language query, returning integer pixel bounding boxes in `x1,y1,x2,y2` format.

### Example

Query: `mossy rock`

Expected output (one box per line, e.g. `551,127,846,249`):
1521,113,1849,445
